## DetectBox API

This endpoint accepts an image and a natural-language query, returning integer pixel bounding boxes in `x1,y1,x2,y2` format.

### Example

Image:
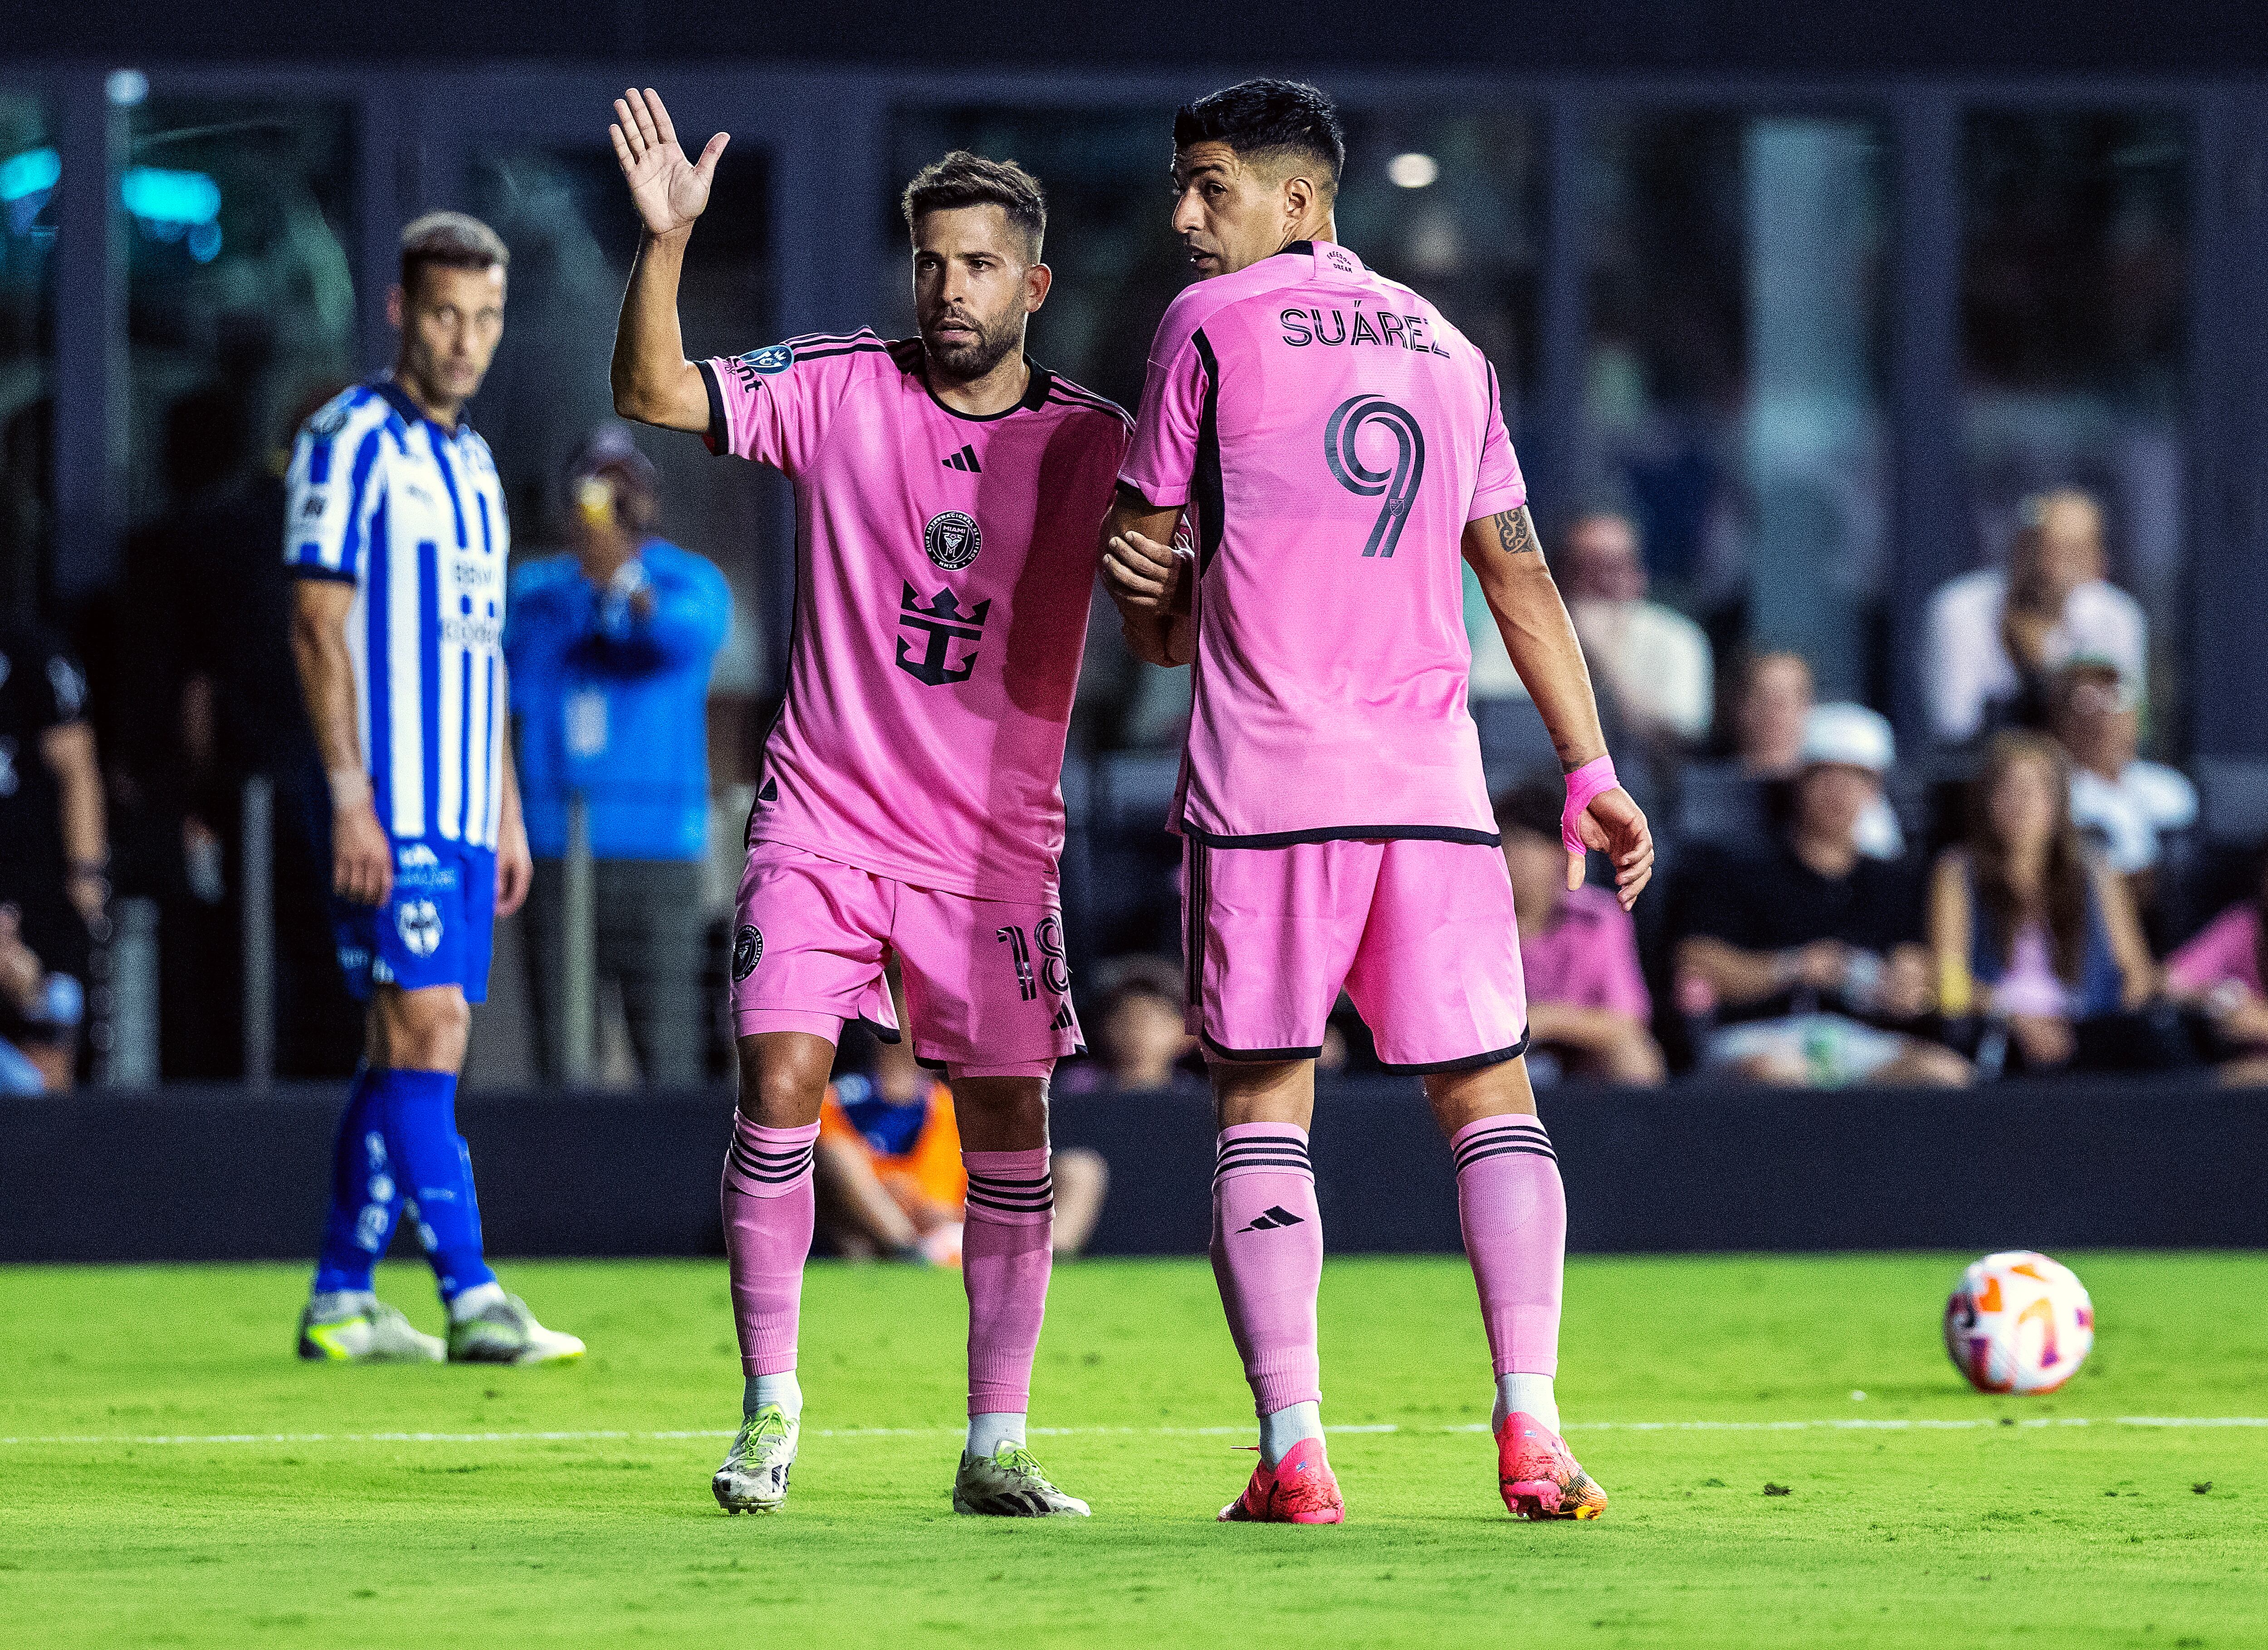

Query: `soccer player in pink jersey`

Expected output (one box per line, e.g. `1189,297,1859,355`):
1100,80,1654,1524
606,88,1128,1518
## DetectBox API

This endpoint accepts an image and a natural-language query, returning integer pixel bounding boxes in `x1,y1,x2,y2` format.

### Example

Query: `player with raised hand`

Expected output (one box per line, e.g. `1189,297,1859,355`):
1100,79,1652,1524
607,88,1129,1517
288,213,584,1366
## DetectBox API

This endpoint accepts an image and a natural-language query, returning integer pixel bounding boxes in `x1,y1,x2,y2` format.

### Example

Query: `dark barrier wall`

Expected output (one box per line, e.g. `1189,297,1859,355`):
4,1077,2264,1264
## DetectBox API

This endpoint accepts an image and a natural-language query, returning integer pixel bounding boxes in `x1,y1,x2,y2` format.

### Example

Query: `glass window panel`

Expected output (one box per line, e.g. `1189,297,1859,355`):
1581,110,1892,711
469,145,772,691
124,100,357,531
1960,109,2187,744
0,93,55,617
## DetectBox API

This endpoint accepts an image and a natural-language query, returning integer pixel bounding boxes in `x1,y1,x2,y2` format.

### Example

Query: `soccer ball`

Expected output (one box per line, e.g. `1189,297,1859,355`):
1943,1251,2095,1394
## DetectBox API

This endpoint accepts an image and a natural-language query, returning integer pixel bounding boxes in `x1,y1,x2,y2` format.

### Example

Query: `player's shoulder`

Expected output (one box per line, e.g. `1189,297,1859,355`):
1151,269,1273,358
1037,369,1133,438
298,382,396,450
721,329,908,393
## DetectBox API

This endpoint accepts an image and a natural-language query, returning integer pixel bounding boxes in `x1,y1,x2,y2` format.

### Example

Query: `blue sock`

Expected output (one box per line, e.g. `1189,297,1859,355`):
312,1066,405,1296
373,1067,497,1303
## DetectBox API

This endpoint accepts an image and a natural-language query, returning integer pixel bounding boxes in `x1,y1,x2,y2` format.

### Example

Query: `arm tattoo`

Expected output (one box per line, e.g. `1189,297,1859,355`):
1493,509,1538,557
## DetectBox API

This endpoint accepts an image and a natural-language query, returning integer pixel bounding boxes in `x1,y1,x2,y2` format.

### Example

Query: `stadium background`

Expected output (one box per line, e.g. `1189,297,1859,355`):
7,3,2268,1254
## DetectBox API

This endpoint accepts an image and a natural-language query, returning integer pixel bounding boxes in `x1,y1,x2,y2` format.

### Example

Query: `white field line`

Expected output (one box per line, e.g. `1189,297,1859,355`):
1,1417,2263,1448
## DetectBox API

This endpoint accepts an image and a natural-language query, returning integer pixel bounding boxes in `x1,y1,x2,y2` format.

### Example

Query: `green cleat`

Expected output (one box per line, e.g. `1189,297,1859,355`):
296,1293,443,1363
952,1441,1091,1518
444,1290,585,1365
713,1404,798,1514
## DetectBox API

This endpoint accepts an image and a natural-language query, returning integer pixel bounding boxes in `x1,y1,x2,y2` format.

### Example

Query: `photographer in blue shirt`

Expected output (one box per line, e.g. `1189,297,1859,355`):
507,426,731,1084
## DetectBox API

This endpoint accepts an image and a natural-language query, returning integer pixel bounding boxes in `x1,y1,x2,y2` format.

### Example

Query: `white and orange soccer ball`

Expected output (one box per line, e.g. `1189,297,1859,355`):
1943,1251,2095,1394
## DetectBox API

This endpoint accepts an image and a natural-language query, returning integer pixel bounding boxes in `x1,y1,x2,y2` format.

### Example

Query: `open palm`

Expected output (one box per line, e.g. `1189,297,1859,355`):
610,87,728,237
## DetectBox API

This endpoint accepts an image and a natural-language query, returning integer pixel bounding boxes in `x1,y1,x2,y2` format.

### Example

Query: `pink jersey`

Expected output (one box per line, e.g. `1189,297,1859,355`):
702,332,1129,898
1120,241,1526,846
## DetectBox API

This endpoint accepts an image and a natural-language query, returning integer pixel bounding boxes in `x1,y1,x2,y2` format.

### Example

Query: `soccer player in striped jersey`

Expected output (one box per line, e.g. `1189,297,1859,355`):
286,212,582,1366
609,88,1124,1517
1103,80,1652,1523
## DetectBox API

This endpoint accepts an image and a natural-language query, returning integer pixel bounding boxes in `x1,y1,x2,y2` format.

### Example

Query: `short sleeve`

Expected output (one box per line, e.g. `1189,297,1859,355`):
699,336,869,475
1119,331,1208,508
1467,360,1527,524
284,398,381,582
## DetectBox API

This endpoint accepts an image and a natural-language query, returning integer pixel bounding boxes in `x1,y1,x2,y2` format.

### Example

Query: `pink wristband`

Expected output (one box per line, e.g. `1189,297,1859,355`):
1562,755,1619,856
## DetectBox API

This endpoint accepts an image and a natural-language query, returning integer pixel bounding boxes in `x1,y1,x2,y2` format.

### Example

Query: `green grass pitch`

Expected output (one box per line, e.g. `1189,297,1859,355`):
3,1252,2265,1648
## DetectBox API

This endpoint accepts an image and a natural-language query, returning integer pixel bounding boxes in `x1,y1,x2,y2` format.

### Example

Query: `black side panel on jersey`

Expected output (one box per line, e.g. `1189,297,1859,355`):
1191,328,1224,577
697,360,728,456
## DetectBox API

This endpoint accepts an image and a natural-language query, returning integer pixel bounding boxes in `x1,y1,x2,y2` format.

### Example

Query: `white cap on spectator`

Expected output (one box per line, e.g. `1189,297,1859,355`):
1800,702,1894,774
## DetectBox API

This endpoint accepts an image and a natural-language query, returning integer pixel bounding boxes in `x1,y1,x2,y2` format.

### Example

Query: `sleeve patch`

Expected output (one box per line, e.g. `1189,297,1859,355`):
735,343,796,379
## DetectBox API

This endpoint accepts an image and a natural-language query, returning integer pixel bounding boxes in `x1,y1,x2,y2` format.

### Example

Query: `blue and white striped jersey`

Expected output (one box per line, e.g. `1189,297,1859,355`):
284,378,511,850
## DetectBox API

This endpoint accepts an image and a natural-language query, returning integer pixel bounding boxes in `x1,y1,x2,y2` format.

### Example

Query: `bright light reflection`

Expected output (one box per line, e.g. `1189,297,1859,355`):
1388,152,1439,190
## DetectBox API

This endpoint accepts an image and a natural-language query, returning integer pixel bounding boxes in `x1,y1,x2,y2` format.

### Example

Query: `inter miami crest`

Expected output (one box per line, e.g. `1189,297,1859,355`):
732,924,763,980
397,900,443,958
924,510,981,571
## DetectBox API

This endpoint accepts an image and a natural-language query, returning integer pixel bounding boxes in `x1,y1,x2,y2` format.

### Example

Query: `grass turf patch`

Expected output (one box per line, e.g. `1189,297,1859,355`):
2,1253,2264,1648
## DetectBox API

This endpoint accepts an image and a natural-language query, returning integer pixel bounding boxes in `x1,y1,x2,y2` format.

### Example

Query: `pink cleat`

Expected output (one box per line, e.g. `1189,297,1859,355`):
1218,1437,1345,1524
1497,1412,1608,1521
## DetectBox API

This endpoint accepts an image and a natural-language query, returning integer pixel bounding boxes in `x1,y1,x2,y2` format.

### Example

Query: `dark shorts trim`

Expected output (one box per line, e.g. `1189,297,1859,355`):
1373,1031,1533,1075
1199,1029,1326,1063
1181,823,1502,850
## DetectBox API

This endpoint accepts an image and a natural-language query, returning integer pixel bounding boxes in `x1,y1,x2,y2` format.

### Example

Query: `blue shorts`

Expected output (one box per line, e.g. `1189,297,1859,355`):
333,838,497,1004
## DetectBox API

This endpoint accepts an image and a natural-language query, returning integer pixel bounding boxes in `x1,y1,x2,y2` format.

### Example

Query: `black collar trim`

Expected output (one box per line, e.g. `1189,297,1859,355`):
916,352,1055,423
372,376,465,437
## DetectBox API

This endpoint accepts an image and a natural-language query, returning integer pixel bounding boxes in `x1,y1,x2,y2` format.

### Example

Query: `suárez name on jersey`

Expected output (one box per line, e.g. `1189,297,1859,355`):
1280,307,1451,356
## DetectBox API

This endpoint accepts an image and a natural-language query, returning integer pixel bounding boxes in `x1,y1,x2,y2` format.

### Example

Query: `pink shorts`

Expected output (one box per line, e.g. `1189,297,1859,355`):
1184,836,1529,1072
730,839,1082,1072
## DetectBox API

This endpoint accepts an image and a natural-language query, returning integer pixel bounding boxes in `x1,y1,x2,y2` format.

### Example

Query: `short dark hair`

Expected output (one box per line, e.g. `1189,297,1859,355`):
1492,774,1567,842
1173,78,1345,191
399,211,508,298
901,152,1046,260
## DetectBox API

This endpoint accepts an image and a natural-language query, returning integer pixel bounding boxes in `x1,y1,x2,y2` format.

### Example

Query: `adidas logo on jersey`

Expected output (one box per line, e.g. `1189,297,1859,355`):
1239,1206,1306,1233
940,444,982,473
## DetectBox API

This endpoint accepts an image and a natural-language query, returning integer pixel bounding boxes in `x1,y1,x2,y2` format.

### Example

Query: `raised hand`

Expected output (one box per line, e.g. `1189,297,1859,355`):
610,87,728,238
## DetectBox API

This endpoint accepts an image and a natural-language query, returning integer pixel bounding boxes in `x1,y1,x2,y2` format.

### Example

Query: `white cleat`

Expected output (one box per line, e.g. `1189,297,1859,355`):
445,1290,585,1365
297,1293,444,1363
952,1442,1091,1517
714,1405,798,1514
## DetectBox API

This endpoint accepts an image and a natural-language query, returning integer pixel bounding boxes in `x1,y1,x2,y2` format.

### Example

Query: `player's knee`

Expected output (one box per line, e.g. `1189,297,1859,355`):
734,1033,831,1126
376,987,469,1071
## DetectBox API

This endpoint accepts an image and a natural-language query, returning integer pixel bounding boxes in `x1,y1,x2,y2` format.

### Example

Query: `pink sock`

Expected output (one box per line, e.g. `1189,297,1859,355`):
721,1116,819,1377
1211,1122,1323,1415
1451,1114,1565,1377
962,1149,1054,1415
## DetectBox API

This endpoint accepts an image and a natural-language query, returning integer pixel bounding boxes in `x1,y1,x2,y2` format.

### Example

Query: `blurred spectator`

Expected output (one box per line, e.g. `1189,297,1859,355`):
816,972,1108,1258
0,904,82,1093
2049,656,2195,881
1495,778,1663,1084
1731,650,1813,778
2163,858,2268,1086
1677,705,1968,1087
1928,732,2171,1074
1924,489,2146,745
1725,656,1902,860
1561,511,1713,747
0,619,105,1081
1060,957,1202,1094
508,426,731,1085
